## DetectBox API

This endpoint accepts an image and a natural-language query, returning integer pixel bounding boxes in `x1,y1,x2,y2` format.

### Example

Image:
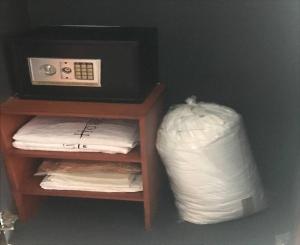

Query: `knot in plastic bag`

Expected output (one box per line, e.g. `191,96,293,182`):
185,96,197,106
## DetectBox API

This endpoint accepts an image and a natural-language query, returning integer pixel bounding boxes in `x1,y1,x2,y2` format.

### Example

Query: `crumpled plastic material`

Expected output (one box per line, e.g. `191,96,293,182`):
156,96,267,224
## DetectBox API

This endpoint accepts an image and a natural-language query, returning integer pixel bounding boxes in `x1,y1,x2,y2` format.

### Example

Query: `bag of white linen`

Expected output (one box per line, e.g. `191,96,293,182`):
156,97,267,224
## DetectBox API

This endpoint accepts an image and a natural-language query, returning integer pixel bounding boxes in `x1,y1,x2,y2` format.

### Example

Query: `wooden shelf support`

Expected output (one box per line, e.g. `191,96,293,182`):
0,83,166,230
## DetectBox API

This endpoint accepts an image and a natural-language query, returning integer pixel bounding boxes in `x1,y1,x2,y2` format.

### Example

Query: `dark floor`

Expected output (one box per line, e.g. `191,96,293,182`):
10,183,294,245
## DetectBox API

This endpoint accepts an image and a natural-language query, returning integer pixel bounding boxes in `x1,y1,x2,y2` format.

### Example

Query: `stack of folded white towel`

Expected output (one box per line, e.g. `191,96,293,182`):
35,159,143,192
12,116,139,154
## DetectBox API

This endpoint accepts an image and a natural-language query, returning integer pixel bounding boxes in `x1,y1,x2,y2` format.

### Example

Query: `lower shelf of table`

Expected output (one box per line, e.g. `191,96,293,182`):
19,177,144,202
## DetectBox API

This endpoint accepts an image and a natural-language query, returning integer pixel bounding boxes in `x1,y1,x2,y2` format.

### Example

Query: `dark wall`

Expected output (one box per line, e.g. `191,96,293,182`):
0,0,30,100
28,0,300,193
0,0,30,209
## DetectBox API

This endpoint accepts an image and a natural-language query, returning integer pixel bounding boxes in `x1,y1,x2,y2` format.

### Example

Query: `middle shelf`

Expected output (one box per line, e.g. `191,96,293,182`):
7,147,141,163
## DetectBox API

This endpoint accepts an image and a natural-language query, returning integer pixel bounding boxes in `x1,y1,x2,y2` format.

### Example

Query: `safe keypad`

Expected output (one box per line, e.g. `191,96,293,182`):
74,62,94,80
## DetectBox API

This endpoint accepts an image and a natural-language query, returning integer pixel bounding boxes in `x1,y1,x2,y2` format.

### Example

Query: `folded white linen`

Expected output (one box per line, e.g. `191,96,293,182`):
37,159,143,192
13,116,139,148
35,159,141,176
13,117,88,144
79,119,139,148
40,174,143,192
13,141,134,154
45,172,138,186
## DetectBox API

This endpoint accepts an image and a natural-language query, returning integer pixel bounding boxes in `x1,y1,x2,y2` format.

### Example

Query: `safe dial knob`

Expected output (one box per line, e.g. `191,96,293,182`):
40,64,56,76
62,67,72,74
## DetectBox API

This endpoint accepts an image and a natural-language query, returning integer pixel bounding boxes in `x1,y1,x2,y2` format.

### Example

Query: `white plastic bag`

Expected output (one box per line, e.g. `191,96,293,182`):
156,97,267,224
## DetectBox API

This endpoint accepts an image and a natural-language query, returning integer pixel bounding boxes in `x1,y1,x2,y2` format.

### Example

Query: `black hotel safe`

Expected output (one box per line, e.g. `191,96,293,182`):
9,26,158,103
